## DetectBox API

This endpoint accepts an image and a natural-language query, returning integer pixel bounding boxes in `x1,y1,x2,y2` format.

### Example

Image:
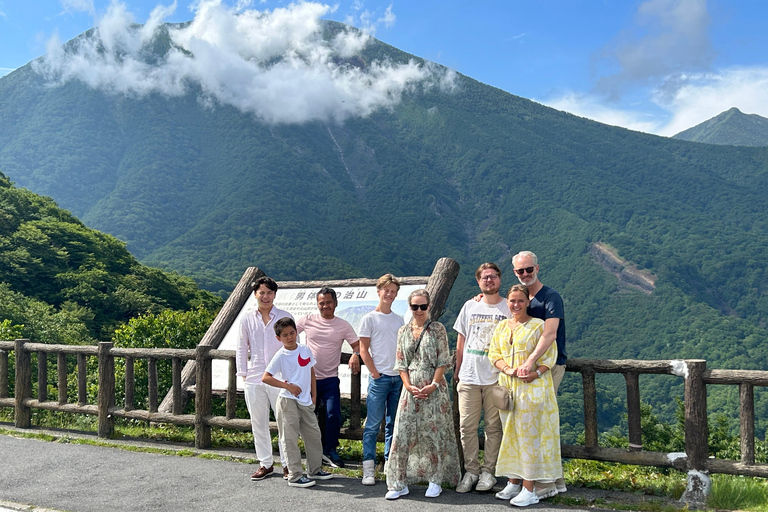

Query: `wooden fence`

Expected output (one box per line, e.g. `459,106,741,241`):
2,338,767,504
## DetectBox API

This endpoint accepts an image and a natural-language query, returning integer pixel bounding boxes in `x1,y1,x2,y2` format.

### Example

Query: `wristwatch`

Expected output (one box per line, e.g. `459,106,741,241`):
536,369,542,378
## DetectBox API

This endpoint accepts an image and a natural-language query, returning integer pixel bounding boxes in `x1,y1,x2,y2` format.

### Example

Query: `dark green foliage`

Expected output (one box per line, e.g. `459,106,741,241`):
0,171,221,340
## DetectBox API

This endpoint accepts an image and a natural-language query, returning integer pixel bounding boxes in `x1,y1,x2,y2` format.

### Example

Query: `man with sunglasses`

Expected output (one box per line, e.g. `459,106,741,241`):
512,250,567,498
453,263,509,494
511,251,566,391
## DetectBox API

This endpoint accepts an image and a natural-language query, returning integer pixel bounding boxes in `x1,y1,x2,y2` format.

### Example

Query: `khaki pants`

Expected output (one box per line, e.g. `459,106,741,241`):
275,396,323,482
457,381,503,475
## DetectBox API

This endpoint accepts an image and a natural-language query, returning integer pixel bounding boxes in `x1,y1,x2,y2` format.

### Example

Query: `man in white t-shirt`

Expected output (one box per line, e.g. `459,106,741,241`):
358,274,404,485
453,263,510,493
235,276,290,481
296,287,361,468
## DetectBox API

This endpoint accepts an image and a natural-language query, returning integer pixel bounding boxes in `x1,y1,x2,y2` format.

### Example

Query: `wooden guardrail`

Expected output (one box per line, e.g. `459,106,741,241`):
1,339,767,504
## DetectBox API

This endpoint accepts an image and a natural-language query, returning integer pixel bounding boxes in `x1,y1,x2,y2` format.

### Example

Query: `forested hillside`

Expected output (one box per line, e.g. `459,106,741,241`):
0,171,221,341
2,20,768,437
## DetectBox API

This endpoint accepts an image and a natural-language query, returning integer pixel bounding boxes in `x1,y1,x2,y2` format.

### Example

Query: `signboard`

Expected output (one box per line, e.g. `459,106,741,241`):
213,283,424,394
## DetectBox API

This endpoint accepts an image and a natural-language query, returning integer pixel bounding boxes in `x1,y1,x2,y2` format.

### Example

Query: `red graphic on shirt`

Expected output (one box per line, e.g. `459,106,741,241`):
298,354,311,367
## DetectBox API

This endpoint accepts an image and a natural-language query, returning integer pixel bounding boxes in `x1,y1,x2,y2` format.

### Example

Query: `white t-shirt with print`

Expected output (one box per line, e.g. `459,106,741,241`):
265,345,316,407
453,298,510,386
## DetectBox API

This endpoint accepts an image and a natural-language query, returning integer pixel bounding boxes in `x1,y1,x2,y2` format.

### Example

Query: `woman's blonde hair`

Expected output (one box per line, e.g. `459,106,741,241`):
407,288,430,305
507,283,530,299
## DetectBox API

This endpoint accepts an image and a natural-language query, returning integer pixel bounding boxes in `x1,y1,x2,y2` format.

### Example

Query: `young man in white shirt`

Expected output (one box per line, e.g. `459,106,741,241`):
235,276,290,481
358,274,404,485
453,263,509,493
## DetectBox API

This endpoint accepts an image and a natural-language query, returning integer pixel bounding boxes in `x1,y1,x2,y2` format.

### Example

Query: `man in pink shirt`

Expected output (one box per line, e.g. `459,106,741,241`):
296,287,361,468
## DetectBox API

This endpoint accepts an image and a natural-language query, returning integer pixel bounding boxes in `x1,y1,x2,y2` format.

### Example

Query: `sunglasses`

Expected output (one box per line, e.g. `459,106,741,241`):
514,266,535,276
409,303,429,311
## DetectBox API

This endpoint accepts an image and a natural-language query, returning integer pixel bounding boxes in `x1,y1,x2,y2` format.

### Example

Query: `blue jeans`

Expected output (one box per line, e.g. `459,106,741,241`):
315,376,341,455
362,373,402,462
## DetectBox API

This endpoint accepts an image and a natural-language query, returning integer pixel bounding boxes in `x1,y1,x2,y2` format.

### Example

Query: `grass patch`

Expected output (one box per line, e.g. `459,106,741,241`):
565,459,687,499
708,474,768,511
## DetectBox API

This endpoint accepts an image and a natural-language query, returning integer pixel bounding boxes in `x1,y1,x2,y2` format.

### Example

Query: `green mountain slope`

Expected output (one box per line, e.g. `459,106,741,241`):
2,22,768,435
673,107,768,147
0,171,221,339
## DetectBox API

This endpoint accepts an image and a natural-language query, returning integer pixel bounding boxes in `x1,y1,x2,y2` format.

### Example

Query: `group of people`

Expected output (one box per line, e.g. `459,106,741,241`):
235,250,567,507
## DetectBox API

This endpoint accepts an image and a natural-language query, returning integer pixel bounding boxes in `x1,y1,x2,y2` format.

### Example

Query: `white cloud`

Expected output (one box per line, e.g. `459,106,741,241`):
60,0,95,16
33,0,451,125
344,0,395,35
538,91,663,134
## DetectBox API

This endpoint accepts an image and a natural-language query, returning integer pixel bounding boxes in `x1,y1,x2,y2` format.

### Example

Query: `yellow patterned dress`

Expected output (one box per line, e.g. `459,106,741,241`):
488,318,562,482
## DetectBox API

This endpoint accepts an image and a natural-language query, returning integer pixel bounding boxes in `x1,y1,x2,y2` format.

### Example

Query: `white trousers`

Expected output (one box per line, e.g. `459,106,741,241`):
244,382,286,468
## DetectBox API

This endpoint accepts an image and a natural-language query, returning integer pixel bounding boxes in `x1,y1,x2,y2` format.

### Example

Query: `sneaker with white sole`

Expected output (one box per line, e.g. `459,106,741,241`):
536,485,558,499
309,470,333,480
385,486,409,500
361,459,375,485
287,476,316,488
511,487,539,507
425,482,442,498
495,481,521,500
476,471,496,492
455,472,479,493
556,478,567,493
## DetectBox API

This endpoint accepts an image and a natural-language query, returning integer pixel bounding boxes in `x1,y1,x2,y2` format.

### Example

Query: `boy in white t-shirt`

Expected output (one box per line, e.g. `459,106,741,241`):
358,274,405,485
263,317,333,488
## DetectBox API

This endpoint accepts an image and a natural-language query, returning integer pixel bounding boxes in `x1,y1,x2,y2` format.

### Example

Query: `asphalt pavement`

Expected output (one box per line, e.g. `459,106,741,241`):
0,425,649,512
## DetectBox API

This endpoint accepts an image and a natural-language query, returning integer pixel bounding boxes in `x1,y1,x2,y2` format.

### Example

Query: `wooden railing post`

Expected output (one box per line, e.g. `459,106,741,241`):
350,370,361,431
173,357,184,416
147,357,158,413
625,371,642,451
37,351,47,402
97,342,115,438
225,357,236,419
57,353,67,405
739,382,755,465
77,353,87,405
124,357,135,410
195,345,212,449
14,339,32,428
681,359,710,505
582,369,598,448
0,349,8,399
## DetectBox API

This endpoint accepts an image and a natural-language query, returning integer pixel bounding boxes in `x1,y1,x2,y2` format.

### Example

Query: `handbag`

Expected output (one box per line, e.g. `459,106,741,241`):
492,384,513,412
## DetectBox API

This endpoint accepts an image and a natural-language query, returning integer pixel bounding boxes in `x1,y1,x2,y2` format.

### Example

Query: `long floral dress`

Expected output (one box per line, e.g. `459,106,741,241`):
385,321,461,490
488,318,563,483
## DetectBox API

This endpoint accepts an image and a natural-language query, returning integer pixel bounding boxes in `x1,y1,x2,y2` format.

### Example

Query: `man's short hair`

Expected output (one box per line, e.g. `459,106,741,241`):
376,273,401,290
512,251,538,266
317,287,338,303
475,262,502,281
251,276,278,293
274,317,296,336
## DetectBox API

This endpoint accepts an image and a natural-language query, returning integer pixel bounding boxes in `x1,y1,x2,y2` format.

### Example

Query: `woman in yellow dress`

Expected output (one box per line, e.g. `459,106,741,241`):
488,284,562,507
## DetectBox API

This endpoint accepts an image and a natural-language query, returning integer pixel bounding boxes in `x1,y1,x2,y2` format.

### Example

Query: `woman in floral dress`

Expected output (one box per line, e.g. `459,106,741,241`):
488,284,562,507
384,289,460,500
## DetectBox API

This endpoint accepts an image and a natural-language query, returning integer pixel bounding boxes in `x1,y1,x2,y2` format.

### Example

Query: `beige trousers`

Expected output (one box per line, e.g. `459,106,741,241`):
457,381,503,475
275,396,323,482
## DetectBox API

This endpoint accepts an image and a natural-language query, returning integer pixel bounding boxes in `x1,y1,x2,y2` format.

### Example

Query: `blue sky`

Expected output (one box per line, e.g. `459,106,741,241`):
1,0,766,135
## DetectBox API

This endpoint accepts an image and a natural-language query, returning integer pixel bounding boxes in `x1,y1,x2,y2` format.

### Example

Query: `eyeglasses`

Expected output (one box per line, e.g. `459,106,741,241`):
480,274,500,281
409,304,429,311
514,266,535,276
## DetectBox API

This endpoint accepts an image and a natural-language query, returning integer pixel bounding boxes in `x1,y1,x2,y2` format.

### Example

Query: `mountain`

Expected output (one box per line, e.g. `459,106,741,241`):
2,21,768,436
0,171,221,340
673,107,768,146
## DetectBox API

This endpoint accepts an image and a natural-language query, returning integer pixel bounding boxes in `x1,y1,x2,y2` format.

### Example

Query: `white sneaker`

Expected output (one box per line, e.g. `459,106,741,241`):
425,482,442,498
536,485,558,499
385,486,409,500
455,472,479,493
362,459,375,486
511,487,539,507
556,477,567,493
476,471,496,492
495,481,521,500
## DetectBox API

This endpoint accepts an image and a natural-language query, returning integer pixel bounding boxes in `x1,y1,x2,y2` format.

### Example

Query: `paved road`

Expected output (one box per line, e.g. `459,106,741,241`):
0,427,622,512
